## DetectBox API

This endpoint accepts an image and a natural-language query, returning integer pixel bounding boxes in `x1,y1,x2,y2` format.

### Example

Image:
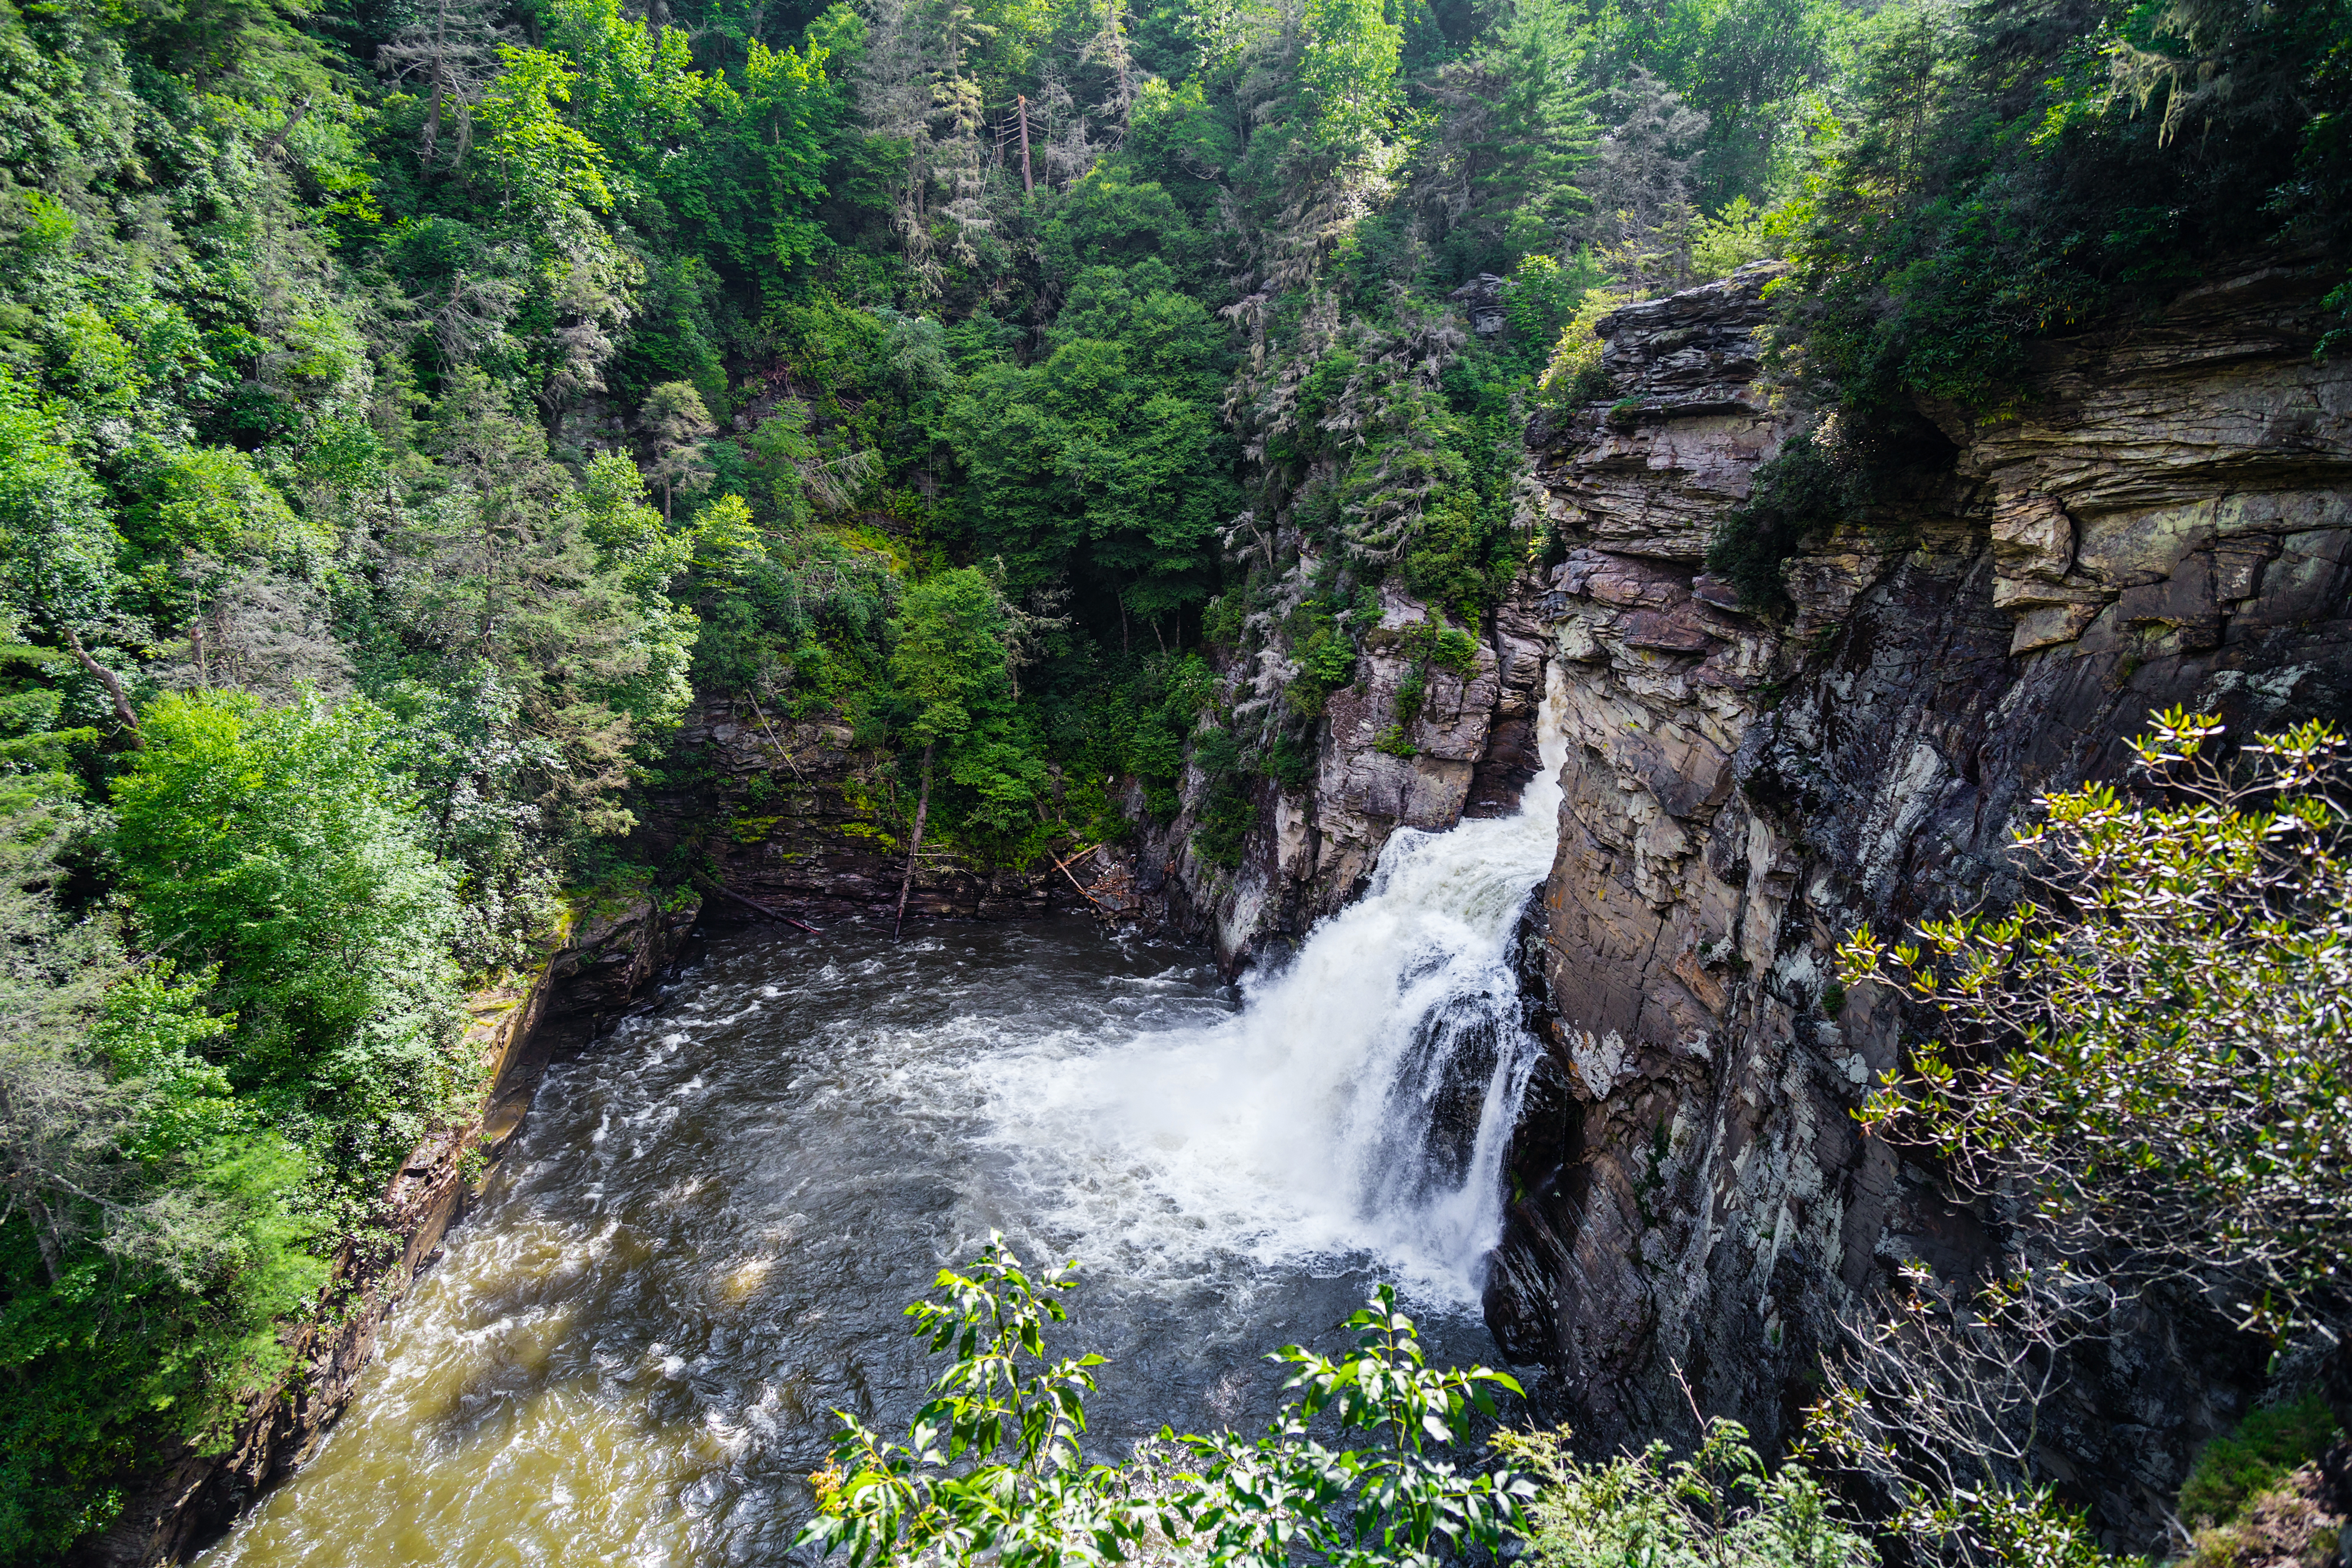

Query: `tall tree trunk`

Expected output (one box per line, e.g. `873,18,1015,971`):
1017,94,1034,195
478,519,501,654
55,624,139,745
256,96,313,162
0,1085,66,1287
27,1193,64,1287
426,0,447,159
893,742,934,938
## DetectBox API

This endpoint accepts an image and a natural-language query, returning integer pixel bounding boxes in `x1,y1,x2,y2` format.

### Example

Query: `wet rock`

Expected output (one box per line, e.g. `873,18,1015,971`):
632,701,1117,931
1124,570,1556,974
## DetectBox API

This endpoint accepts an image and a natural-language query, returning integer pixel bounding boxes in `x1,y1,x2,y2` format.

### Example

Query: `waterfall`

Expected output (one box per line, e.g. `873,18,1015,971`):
974,668,1569,1305
193,673,1571,1568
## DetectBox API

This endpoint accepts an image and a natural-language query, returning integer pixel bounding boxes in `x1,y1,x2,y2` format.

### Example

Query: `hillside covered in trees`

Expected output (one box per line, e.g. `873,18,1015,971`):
1,0,2348,1552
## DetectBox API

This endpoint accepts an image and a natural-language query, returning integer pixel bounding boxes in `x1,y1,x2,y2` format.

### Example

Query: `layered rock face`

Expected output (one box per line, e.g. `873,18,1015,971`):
1488,259,2352,1541
666,705,1108,924
1116,569,1555,971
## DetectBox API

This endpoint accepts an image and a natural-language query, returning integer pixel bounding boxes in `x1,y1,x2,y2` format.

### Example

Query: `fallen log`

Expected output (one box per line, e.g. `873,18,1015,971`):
693,878,824,935
1048,843,1112,915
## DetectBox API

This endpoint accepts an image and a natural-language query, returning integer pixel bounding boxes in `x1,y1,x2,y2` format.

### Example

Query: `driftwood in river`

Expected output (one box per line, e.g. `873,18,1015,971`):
694,878,824,935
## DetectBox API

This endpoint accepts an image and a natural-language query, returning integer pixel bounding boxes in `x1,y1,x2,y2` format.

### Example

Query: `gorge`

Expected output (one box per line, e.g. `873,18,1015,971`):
191,665,1573,1567
8,0,2352,1556
149,246,2352,1566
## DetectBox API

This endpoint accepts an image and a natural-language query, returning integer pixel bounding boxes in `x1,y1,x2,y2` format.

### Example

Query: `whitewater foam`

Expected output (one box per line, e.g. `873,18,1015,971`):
195,689,1572,1566
973,667,1569,1305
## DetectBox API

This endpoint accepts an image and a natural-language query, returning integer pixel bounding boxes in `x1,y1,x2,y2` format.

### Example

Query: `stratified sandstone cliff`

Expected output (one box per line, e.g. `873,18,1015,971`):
1486,258,2352,1544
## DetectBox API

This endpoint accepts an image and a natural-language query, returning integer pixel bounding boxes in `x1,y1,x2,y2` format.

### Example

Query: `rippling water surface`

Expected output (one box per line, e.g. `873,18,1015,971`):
205,677,1568,1568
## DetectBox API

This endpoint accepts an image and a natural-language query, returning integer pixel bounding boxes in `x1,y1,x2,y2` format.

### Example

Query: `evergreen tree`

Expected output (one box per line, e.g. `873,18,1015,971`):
1581,67,1709,292
642,379,719,521
374,0,517,165
886,569,1015,934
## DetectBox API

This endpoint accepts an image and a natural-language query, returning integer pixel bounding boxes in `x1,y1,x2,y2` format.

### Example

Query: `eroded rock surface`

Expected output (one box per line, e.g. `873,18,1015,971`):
661,703,1112,925
1491,256,2352,1547
1120,569,1554,971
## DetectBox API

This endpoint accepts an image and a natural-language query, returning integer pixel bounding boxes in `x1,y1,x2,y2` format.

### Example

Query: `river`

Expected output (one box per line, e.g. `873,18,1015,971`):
202,677,1568,1567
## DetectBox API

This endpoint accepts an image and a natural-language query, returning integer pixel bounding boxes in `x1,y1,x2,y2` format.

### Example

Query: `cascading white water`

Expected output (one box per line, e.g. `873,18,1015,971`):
196,673,1571,1567
972,667,1570,1305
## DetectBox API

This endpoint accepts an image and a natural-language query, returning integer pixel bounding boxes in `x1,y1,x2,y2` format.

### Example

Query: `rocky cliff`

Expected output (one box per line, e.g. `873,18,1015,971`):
84,884,701,1568
665,574,1556,973
1101,569,1556,971
1485,257,2352,1544
664,703,1112,924
266,255,2351,1560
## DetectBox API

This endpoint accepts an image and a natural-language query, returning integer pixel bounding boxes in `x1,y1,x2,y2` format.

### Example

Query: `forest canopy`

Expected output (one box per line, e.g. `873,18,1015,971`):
1,0,2348,1549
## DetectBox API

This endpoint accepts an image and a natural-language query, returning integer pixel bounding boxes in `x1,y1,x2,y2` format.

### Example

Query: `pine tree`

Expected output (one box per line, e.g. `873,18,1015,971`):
374,0,517,165
1580,68,1709,293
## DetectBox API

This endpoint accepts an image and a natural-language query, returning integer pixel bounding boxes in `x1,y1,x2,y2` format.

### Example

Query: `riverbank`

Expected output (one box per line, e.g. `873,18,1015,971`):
187,916,1501,1566
181,671,1569,1563
79,886,702,1567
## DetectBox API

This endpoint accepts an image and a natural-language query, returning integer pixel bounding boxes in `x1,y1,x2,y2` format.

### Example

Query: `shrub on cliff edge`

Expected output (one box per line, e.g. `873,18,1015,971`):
1819,711,2352,1566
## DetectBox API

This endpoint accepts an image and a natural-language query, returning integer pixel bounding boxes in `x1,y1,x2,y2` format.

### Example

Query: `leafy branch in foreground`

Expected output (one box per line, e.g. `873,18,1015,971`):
1812,708,2352,1568
796,1233,1531,1568
800,1236,1110,1568
1840,708,2352,1337
1497,1412,1873,1568
1168,1286,1529,1568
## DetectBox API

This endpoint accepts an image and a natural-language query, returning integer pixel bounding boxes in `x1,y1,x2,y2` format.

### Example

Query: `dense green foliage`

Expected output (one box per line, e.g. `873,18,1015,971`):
0,778,330,1557
1496,1419,1873,1568
1827,714,2352,1568
111,694,472,1206
0,0,2346,1541
1775,0,2352,416
803,1238,1536,1568
806,1241,1916,1568
2176,1392,2342,1529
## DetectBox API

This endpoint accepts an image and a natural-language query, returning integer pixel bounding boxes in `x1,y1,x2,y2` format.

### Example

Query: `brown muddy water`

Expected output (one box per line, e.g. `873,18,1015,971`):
201,686,1568,1568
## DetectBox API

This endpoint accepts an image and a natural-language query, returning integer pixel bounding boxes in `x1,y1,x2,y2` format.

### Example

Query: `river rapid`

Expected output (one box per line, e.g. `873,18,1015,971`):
203,677,1568,1568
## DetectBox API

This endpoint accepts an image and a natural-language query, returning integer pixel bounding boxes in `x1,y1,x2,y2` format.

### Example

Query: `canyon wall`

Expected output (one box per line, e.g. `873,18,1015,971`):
667,704,1107,924
669,574,1555,974
215,254,2352,1563
83,886,700,1568
1102,570,1555,971
1486,258,2352,1543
